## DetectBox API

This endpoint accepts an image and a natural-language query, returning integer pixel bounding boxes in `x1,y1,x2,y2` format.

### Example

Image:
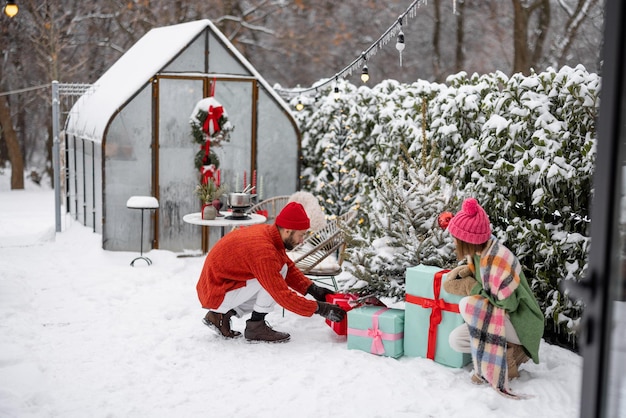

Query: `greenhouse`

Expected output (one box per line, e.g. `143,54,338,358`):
65,19,300,253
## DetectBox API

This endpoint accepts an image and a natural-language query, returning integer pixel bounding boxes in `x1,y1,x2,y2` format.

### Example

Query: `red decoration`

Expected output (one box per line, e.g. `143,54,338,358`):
438,212,454,230
202,104,225,136
201,165,216,185
405,269,457,360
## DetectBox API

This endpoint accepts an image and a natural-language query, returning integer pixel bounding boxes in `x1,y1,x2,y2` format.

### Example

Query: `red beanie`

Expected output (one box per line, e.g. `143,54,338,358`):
276,202,310,230
447,198,491,244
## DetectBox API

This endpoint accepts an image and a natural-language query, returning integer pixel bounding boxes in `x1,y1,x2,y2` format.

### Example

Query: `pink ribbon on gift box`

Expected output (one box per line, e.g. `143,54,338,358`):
348,307,403,355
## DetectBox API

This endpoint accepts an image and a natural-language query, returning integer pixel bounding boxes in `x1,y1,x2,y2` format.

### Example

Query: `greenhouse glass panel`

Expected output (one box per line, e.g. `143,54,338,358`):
164,34,205,73
211,80,253,193
84,141,94,229
256,89,299,199
158,77,204,252
103,85,153,251
75,138,85,225
208,33,249,76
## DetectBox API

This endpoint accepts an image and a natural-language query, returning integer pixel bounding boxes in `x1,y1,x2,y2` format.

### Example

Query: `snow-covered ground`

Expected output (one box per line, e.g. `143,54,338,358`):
0,172,582,417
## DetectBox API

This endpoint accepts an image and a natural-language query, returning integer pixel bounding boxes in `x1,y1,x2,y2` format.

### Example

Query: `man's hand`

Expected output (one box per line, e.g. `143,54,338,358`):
307,283,335,302
316,302,346,322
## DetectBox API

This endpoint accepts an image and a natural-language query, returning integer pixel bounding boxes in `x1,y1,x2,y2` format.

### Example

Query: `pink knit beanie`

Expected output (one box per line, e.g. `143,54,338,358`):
276,202,311,230
447,198,491,244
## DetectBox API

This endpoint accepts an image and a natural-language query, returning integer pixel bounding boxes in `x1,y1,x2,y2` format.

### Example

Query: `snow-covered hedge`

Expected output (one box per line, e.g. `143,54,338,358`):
292,65,599,348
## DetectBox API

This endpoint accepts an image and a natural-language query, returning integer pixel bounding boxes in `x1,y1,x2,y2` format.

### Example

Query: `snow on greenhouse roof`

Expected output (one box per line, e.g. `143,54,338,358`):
65,19,290,142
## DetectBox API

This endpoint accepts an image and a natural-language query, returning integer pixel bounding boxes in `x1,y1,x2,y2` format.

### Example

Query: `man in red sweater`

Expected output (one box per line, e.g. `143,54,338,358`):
196,202,346,343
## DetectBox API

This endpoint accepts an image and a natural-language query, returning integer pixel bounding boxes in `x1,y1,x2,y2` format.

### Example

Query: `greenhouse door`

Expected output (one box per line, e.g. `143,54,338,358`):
156,77,204,252
571,0,626,416
155,76,257,253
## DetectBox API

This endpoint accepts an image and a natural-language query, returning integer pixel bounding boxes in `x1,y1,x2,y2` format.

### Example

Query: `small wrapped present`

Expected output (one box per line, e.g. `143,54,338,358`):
325,293,360,335
404,264,472,368
347,306,405,358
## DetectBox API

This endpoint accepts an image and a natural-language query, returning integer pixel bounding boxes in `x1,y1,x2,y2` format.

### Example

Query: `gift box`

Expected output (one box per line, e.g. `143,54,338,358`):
404,264,472,368
325,293,360,335
347,306,405,358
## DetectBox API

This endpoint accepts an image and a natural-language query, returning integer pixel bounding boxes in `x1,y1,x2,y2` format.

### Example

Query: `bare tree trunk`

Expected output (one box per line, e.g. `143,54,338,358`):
512,0,531,74
455,0,466,73
432,0,442,81
512,0,550,75
530,0,550,68
550,0,599,68
0,95,25,189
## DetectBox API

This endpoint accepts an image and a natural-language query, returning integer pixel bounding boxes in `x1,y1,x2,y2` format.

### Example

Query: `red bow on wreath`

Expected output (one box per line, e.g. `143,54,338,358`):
203,104,225,136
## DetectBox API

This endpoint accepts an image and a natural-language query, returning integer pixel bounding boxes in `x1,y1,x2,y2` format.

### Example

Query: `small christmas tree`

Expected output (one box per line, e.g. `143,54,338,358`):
344,148,460,299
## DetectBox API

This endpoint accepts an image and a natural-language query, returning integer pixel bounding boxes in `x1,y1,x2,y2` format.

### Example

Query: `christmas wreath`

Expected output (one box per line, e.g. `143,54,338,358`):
189,96,234,185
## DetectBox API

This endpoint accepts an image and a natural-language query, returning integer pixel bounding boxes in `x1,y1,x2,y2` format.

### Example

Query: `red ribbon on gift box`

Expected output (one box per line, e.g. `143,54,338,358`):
405,269,458,361
325,293,360,335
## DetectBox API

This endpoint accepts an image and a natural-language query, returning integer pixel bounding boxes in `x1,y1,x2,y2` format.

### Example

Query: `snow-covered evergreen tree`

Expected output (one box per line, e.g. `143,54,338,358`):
342,149,460,298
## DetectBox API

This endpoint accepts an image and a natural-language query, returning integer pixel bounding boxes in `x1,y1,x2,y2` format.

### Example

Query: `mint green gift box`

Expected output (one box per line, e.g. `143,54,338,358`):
347,306,405,359
404,264,472,368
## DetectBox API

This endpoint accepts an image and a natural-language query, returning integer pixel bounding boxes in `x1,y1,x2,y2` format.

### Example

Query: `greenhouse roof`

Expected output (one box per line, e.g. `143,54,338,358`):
65,19,290,142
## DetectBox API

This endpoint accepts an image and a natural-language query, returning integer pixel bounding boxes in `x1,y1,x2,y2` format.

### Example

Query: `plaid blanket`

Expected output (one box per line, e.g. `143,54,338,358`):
464,240,521,398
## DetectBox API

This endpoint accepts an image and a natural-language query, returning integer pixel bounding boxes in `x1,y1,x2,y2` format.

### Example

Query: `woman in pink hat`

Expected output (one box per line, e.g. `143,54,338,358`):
443,198,544,398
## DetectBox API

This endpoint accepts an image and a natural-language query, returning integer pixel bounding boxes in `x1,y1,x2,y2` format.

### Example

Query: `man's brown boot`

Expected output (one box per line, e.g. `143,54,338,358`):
244,319,290,343
507,343,530,379
203,310,241,339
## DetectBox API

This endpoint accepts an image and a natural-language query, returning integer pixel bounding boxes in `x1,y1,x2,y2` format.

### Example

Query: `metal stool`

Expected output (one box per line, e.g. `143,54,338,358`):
126,196,159,267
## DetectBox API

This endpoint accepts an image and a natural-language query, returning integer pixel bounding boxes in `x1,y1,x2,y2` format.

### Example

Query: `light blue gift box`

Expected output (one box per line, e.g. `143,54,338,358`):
347,306,405,359
404,264,472,368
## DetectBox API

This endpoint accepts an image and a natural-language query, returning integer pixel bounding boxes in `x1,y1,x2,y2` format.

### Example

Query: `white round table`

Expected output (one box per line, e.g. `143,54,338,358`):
183,212,267,227
182,212,267,253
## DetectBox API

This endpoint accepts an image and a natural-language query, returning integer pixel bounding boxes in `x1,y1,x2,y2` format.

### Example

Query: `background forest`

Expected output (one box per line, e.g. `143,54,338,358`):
0,0,603,185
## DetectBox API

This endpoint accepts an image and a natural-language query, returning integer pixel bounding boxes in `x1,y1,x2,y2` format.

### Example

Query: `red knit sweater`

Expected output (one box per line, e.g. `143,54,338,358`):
196,224,318,317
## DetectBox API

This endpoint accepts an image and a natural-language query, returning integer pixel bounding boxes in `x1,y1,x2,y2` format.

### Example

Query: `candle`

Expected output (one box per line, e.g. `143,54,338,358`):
259,175,264,200
216,169,220,187
252,170,257,193
243,171,247,190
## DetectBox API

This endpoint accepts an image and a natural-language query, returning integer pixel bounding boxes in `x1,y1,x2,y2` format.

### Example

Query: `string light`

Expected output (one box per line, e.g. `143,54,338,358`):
361,65,369,83
295,98,304,111
396,18,406,67
275,0,435,99
3,0,18,18
360,54,370,83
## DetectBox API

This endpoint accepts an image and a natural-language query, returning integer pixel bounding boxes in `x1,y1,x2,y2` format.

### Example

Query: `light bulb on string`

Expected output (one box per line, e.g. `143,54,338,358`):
295,97,304,111
3,0,18,17
396,17,405,67
396,31,405,67
333,78,340,100
361,65,369,83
